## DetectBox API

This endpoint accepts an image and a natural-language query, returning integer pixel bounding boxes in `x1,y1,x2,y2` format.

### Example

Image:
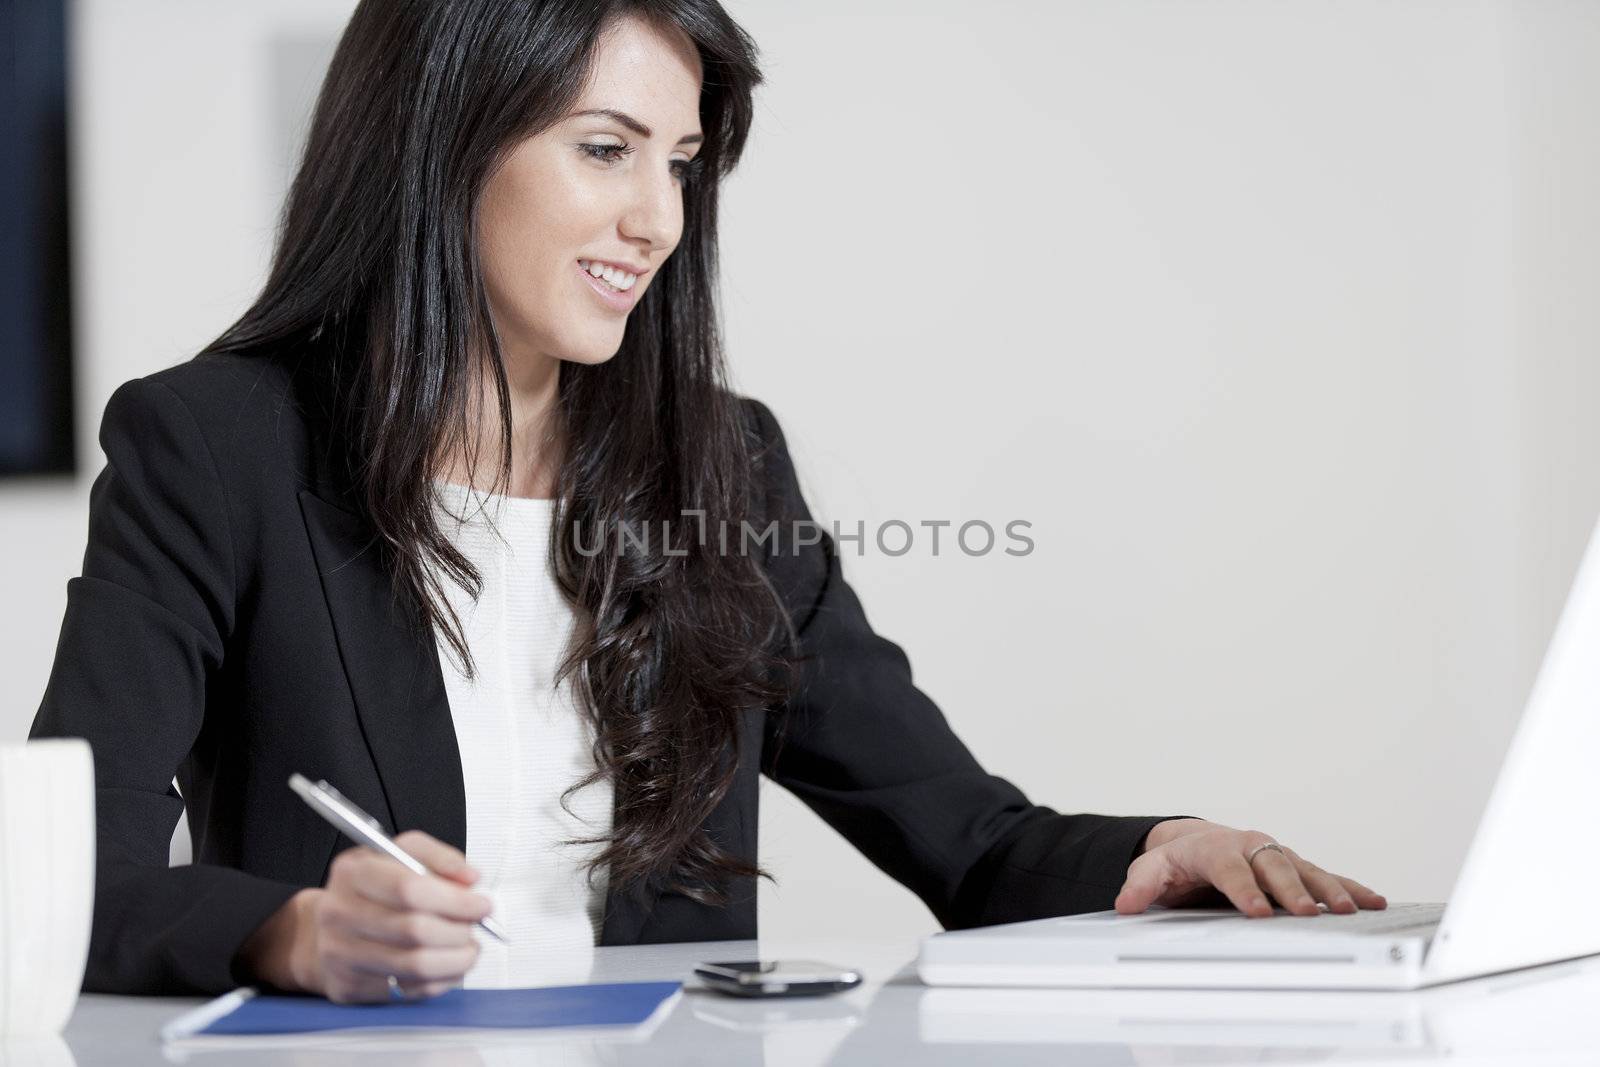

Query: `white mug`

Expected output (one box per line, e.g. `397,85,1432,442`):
0,738,95,1037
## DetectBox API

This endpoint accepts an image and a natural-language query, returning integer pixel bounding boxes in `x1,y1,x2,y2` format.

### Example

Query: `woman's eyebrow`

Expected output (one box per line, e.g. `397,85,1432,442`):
569,108,703,146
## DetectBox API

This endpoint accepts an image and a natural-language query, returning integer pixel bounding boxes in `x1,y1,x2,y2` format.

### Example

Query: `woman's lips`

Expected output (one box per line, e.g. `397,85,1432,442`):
576,260,638,312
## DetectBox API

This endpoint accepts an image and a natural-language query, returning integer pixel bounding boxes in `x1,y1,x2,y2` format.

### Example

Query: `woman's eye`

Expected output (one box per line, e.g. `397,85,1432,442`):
580,143,631,163
580,143,705,184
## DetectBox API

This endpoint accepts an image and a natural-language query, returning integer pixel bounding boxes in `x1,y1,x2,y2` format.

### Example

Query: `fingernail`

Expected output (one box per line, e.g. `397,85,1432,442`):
1251,896,1267,911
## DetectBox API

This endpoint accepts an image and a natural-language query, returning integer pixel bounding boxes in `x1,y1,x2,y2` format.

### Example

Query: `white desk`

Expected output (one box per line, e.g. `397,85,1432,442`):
15,938,1600,1065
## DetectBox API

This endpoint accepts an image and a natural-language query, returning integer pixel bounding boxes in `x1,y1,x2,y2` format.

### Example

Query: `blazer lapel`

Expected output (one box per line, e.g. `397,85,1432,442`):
296,478,654,943
297,487,468,853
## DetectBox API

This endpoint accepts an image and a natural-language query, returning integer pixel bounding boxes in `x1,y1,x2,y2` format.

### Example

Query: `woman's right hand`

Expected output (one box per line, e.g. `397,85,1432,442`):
237,830,493,1002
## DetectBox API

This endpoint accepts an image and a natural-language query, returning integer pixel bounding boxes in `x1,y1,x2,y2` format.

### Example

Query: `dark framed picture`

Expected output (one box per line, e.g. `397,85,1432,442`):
2,0,76,477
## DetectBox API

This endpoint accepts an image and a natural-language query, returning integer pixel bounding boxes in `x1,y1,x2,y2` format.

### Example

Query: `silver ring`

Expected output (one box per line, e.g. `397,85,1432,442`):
1246,842,1285,865
387,974,406,1002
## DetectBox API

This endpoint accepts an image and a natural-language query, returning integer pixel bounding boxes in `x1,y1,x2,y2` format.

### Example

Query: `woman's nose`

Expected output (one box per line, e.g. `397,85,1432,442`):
617,164,681,251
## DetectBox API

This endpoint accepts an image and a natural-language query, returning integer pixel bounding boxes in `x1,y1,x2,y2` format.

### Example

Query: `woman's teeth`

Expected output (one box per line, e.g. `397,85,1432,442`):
579,259,637,292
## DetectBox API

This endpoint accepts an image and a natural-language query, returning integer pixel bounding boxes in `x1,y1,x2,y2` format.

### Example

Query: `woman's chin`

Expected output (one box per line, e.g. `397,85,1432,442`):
556,338,625,367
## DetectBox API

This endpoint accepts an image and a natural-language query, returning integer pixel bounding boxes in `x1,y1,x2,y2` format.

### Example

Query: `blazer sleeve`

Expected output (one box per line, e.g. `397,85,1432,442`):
747,397,1192,928
30,377,304,995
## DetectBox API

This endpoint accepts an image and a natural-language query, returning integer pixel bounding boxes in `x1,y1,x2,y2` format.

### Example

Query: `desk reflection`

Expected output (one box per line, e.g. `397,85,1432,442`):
56,941,1600,1067
841,953,1600,1066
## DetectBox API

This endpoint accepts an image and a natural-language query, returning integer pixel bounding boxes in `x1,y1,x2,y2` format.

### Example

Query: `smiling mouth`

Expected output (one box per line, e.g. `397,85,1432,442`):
577,258,639,293
576,260,640,311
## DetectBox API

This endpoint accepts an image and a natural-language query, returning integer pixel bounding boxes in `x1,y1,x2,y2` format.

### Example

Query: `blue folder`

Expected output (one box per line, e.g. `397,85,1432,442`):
162,981,682,1040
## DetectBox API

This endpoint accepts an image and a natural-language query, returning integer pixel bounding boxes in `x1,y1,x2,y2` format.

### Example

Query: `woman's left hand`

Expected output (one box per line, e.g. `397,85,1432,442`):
1115,818,1388,918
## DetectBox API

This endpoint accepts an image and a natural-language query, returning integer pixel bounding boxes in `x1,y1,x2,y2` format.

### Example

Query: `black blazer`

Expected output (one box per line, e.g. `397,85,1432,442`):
30,351,1180,995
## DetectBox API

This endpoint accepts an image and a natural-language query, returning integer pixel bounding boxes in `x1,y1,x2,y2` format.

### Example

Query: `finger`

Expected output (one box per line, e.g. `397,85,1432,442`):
1336,875,1387,910
1205,852,1274,918
1114,853,1172,914
321,927,476,991
1290,858,1358,914
363,973,453,1003
342,854,494,923
341,941,481,985
405,978,460,1000
394,830,479,885
320,959,394,1005
320,892,478,949
1250,849,1320,916
322,968,452,1004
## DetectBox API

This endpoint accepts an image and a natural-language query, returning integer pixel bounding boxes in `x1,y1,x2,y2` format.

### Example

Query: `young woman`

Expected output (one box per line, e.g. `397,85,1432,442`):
31,0,1384,1002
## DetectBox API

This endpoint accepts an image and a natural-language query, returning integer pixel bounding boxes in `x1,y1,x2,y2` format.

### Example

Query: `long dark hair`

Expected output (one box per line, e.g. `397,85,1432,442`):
198,0,800,906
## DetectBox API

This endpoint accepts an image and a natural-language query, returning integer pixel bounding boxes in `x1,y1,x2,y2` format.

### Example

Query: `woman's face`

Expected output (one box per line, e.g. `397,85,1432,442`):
475,16,704,374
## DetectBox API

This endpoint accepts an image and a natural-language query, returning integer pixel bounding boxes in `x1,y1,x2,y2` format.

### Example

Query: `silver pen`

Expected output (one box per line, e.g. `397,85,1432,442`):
288,772,509,943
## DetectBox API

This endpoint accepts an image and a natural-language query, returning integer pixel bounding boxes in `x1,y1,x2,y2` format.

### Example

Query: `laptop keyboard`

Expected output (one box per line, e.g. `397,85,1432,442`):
1067,902,1447,938
1242,901,1445,935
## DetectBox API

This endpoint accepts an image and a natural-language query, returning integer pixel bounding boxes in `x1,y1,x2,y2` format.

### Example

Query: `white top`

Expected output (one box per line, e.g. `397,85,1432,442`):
425,479,613,988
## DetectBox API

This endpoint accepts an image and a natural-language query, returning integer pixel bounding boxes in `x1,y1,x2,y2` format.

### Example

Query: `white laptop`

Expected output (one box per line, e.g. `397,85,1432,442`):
920,508,1600,991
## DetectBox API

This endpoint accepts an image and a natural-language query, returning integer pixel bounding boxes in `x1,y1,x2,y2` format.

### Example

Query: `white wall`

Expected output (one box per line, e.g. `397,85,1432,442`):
728,0,1600,945
2,0,1595,949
